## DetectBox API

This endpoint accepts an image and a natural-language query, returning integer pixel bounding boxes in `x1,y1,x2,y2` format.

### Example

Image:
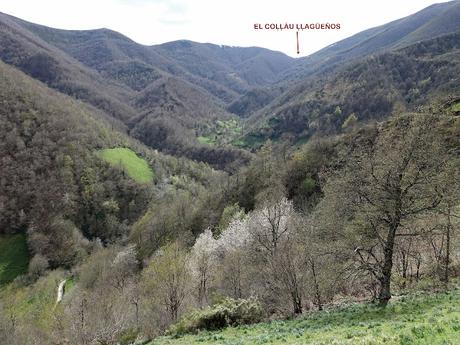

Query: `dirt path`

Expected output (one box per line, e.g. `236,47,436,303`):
56,279,66,304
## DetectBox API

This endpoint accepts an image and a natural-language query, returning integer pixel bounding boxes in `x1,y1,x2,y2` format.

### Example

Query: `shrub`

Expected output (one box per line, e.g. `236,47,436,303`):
28,254,49,280
168,297,263,335
118,328,139,345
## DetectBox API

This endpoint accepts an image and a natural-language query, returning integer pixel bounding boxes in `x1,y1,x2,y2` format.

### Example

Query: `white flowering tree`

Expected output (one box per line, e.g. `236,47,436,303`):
216,216,251,298
189,228,219,307
111,245,138,292
217,217,251,253
249,197,294,256
247,198,309,315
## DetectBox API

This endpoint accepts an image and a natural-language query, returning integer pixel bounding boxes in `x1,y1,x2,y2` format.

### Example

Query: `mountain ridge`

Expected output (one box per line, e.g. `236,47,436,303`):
285,0,460,80
1,1,459,158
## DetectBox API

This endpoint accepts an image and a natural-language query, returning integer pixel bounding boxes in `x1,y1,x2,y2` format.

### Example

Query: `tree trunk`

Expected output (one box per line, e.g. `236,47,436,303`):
292,291,302,315
310,259,323,311
198,271,207,307
169,291,179,322
416,257,421,281
234,266,242,299
378,224,397,306
134,301,139,328
400,239,412,289
443,206,452,288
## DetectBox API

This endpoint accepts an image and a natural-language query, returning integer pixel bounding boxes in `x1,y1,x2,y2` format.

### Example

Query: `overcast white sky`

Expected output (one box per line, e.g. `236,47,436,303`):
0,0,452,57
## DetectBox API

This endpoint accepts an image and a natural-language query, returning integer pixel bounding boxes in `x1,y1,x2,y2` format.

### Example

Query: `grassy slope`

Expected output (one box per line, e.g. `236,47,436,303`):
0,234,29,286
0,269,66,338
99,148,154,184
152,290,460,345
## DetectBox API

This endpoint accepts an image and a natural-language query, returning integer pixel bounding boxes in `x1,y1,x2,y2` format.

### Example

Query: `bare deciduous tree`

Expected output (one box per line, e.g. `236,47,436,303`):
319,114,448,305
143,241,190,322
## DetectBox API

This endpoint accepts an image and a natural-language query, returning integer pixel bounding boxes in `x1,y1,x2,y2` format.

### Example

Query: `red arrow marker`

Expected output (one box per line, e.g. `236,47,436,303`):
296,31,300,54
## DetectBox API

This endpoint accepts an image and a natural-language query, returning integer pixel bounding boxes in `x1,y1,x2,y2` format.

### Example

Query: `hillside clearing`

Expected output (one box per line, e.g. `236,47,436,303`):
99,148,154,184
198,119,242,146
0,234,29,286
151,290,460,345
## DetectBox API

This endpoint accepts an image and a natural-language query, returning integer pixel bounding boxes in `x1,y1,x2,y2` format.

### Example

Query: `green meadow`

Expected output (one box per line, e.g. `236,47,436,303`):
99,148,154,184
0,234,29,286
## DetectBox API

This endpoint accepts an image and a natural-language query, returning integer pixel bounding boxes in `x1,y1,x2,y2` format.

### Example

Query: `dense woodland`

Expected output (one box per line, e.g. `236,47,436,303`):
1,2,460,345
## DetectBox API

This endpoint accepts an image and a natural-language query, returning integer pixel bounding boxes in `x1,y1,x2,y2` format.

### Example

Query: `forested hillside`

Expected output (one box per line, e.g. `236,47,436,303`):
0,11,269,169
0,59,231,264
0,2,460,345
284,0,460,80
241,30,460,147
